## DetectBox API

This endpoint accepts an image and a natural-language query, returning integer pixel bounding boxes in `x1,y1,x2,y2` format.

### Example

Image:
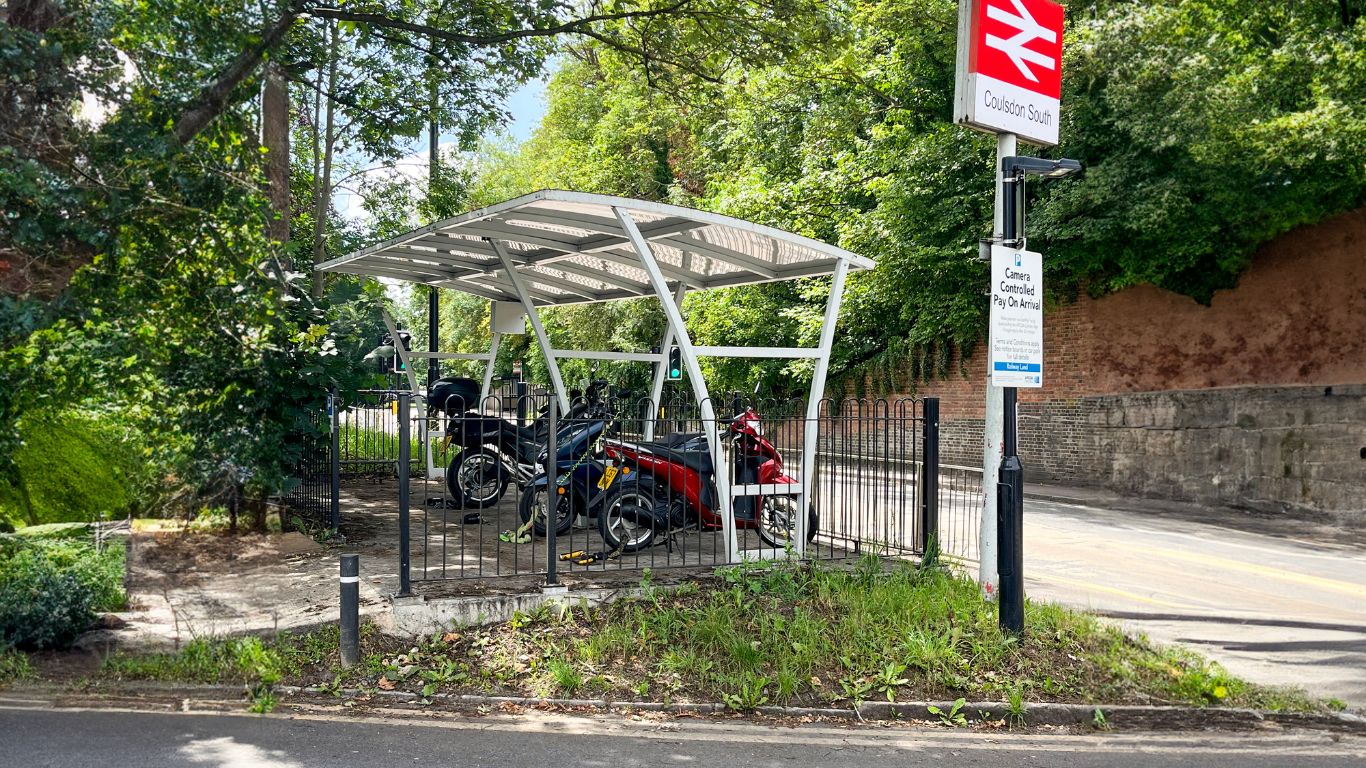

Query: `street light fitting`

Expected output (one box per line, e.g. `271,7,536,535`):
1000,156,1083,247
1002,156,1082,179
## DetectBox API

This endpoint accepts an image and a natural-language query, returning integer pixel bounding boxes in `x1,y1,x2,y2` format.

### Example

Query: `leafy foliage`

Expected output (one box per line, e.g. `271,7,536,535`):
0,534,125,649
463,0,1366,394
0,411,147,528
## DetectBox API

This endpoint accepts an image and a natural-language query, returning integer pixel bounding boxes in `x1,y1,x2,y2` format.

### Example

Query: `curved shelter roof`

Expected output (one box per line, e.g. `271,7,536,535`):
317,190,874,305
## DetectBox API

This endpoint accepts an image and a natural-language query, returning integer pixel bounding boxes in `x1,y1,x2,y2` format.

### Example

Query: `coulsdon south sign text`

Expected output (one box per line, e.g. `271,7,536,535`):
953,0,1065,146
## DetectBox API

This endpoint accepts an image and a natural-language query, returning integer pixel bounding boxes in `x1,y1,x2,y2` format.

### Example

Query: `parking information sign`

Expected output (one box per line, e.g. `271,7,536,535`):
989,245,1043,387
953,0,1065,146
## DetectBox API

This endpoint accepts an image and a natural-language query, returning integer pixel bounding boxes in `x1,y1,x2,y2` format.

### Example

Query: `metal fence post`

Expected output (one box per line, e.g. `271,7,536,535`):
397,391,412,597
516,379,528,426
340,554,360,667
544,397,558,586
920,397,940,558
329,387,341,530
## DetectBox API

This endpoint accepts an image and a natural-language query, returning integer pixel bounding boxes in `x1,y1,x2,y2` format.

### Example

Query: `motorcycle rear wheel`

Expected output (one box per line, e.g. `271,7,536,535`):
597,486,666,554
446,448,509,509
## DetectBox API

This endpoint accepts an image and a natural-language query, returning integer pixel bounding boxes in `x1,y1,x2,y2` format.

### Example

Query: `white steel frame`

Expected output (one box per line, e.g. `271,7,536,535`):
321,191,873,562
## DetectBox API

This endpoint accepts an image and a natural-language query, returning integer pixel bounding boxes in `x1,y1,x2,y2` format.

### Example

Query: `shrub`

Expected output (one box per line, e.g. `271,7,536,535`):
0,536,126,650
0,548,96,650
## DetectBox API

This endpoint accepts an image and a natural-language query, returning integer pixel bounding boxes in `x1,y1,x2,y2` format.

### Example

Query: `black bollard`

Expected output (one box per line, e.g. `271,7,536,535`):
340,553,360,667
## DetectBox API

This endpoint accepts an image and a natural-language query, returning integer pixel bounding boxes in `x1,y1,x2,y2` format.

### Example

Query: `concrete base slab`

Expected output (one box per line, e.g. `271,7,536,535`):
382,585,653,637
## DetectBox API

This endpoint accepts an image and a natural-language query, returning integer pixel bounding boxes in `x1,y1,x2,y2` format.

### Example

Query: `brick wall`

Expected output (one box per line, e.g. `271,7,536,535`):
874,207,1366,521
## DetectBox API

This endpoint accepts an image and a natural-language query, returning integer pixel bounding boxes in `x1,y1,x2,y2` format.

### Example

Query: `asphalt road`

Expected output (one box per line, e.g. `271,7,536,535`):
0,707,1362,768
1020,496,1366,706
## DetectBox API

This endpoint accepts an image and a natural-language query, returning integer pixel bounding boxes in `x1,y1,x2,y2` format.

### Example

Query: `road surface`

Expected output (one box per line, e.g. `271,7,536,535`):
1021,495,1366,706
0,706,1361,768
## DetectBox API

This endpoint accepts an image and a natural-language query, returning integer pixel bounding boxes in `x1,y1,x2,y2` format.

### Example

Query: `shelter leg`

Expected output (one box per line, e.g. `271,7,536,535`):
488,239,569,414
614,208,735,562
798,258,848,555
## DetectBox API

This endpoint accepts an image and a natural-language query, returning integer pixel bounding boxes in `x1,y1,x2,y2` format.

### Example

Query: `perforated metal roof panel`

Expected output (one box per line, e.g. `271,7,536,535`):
317,190,875,306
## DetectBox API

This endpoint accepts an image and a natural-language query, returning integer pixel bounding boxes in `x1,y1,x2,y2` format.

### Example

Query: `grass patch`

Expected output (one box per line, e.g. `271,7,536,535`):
94,557,1333,716
0,645,31,687
338,424,423,467
0,410,148,529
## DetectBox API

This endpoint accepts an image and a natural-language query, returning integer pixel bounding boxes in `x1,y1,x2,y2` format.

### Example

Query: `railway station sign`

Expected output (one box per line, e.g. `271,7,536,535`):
954,0,1065,146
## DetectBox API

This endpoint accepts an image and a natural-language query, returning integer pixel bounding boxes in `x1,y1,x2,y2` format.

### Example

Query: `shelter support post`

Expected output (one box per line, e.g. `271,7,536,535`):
797,258,848,555
645,279,688,441
488,239,570,414
614,207,736,562
427,287,440,386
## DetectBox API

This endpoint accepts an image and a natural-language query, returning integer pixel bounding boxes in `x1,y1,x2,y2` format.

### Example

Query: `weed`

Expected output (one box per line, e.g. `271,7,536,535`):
0,645,30,686
317,675,344,697
1006,687,1026,728
547,658,582,696
927,697,968,727
1092,708,1109,731
839,674,874,705
419,659,466,697
873,662,909,702
722,675,770,712
248,688,278,714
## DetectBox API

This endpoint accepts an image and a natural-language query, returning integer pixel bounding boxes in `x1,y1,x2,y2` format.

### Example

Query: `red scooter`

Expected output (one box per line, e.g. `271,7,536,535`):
596,407,818,553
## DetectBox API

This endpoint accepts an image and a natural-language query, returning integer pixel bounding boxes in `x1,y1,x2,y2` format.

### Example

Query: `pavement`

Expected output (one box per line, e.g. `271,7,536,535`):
0,705,1362,768
1017,491,1366,707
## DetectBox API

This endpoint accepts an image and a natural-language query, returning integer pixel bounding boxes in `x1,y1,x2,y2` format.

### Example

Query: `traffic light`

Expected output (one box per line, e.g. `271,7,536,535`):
393,330,412,372
667,345,682,380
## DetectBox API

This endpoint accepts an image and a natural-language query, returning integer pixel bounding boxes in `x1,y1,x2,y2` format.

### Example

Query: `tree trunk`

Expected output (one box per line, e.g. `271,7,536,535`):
311,20,339,299
173,2,300,145
261,61,292,253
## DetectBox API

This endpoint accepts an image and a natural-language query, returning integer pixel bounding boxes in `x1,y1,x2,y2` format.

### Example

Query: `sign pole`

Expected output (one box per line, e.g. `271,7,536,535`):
997,163,1026,636
980,130,1015,598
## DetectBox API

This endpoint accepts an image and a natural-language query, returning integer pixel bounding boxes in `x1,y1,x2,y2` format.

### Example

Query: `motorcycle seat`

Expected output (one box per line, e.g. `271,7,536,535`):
656,431,704,447
640,443,714,475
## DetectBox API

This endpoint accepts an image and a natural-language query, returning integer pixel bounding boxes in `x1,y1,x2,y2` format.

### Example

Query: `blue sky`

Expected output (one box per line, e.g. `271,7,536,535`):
501,77,548,142
335,76,547,220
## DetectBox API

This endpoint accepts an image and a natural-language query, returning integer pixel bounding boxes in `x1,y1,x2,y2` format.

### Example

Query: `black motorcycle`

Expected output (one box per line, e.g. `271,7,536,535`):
430,377,613,509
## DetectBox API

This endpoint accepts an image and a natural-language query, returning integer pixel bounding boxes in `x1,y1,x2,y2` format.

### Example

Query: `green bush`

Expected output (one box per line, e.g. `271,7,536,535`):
0,410,149,529
0,536,126,650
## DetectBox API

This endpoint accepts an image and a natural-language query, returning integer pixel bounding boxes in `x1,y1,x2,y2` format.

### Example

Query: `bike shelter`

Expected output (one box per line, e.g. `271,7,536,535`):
319,190,875,563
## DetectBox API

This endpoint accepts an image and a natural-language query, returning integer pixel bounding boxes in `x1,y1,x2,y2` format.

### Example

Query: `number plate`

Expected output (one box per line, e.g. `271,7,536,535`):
597,465,619,489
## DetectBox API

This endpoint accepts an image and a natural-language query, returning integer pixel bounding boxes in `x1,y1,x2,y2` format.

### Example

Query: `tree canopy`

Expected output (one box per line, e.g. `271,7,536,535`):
1,0,1362,521
449,0,1364,393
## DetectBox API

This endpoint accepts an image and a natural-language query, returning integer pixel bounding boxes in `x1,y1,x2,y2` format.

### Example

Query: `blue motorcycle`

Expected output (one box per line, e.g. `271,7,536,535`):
514,414,616,539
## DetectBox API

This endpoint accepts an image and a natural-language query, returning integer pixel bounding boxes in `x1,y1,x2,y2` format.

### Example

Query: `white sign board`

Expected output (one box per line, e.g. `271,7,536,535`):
953,0,1065,147
492,300,526,334
989,245,1043,387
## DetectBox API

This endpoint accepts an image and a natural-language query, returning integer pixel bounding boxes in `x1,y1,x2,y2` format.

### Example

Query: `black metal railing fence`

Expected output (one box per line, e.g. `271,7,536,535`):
284,385,985,585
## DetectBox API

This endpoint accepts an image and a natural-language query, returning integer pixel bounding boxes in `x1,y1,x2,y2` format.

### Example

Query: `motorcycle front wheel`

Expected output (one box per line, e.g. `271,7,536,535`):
517,483,576,537
755,496,819,549
446,448,509,509
596,486,666,554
